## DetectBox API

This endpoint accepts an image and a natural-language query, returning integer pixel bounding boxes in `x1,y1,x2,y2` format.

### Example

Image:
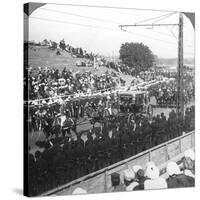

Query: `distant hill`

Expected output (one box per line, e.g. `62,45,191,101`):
28,46,134,86
156,58,194,66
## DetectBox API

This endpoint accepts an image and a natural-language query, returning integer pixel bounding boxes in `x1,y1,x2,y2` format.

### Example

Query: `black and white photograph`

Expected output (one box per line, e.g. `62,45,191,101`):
23,2,195,197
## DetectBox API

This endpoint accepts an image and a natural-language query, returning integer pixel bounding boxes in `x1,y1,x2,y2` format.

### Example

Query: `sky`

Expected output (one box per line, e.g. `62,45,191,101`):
26,0,195,59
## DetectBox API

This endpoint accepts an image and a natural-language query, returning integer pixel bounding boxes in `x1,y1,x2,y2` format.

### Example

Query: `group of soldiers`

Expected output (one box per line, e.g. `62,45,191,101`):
28,105,194,196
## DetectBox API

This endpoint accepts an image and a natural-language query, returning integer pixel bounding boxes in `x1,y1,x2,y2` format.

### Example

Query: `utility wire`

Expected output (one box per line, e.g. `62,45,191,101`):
124,30,178,47
40,7,178,32
150,29,177,39
30,16,177,46
135,12,176,25
47,3,179,13
40,7,120,25
30,16,118,31
30,16,193,51
152,12,177,24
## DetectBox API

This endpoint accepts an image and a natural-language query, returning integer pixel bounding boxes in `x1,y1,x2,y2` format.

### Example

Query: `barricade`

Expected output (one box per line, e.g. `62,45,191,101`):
41,131,195,196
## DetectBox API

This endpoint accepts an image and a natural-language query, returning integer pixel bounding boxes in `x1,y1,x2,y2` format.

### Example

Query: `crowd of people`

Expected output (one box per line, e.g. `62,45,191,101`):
149,78,194,107
26,41,195,197
108,149,195,192
28,105,195,196
105,61,133,76
71,149,195,194
27,93,117,136
27,66,116,101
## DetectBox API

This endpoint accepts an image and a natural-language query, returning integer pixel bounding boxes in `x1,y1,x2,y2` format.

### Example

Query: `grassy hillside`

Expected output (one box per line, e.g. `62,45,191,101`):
28,46,134,86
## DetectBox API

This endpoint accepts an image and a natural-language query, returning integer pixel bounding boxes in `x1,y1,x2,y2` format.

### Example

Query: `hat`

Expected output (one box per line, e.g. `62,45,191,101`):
48,99,53,105
33,100,38,105
132,165,142,174
184,149,195,161
107,95,111,100
72,187,87,195
123,169,135,181
167,161,181,176
111,172,120,186
137,169,145,179
145,162,159,180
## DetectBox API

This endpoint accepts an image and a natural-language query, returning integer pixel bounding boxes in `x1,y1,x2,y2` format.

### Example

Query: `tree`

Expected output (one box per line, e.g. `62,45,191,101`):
119,42,155,75
59,39,66,50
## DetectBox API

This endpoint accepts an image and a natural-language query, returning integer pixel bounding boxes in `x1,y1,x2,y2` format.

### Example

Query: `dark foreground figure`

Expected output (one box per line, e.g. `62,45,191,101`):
27,106,194,196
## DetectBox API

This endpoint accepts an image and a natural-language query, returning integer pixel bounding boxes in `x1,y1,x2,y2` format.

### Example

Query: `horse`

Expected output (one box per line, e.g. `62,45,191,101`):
42,114,61,139
89,106,111,128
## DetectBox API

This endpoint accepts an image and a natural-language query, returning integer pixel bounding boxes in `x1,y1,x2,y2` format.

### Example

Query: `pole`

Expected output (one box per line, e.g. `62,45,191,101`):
176,13,184,117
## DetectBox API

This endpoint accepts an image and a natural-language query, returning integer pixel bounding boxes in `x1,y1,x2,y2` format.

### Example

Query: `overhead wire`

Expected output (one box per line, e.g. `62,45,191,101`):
134,12,176,25
39,7,121,25
30,16,118,31
124,30,178,47
30,16,179,47
47,3,179,13
30,11,193,55
39,7,181,41
152,12,177,24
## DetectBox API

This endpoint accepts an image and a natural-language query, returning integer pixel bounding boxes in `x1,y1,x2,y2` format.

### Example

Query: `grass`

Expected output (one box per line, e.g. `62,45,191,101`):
28,46,134,85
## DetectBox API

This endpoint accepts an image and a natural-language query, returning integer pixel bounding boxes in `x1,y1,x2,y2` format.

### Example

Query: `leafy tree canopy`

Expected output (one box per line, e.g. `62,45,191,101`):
119,42,155,74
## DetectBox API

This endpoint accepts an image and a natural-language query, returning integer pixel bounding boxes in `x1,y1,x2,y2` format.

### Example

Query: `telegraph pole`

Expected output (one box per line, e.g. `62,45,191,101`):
176,13,184,117
118,14,184,117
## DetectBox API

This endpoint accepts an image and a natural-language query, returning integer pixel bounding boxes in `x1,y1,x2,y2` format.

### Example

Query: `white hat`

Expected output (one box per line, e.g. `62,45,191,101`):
33,100,38,105
72,187,87,195
167,161,181,176
146,161,155,168
123,169,135,181
145,162,159,180
48,99,53,105
132,165,142,173
184,149,195,161
107,95,111,100
42,100,47,104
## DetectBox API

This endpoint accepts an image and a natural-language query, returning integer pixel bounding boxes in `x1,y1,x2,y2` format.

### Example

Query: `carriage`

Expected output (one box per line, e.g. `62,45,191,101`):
118,90,153,122
90,89,153,126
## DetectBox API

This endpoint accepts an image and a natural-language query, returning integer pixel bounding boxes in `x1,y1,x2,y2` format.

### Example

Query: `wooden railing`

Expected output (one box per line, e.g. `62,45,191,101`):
41,131,195,196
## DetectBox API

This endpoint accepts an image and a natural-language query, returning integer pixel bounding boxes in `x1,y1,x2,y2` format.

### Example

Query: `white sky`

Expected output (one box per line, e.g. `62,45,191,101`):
27,0,195,59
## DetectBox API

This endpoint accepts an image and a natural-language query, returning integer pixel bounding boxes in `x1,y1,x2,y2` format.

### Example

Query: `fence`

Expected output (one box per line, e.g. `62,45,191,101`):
41,131,195,196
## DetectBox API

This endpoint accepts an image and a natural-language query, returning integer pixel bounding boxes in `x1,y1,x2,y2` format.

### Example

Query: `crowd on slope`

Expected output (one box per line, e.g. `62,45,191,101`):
28,106,194,196
27,66,116,101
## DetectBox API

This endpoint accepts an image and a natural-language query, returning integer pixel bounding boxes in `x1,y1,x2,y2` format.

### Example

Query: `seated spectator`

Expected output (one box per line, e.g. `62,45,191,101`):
72,187,87,195
132,165,148,190
110,172,126,192
182,149,195,178
144,162,167,190
123,169,136,191
166,161,194,188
